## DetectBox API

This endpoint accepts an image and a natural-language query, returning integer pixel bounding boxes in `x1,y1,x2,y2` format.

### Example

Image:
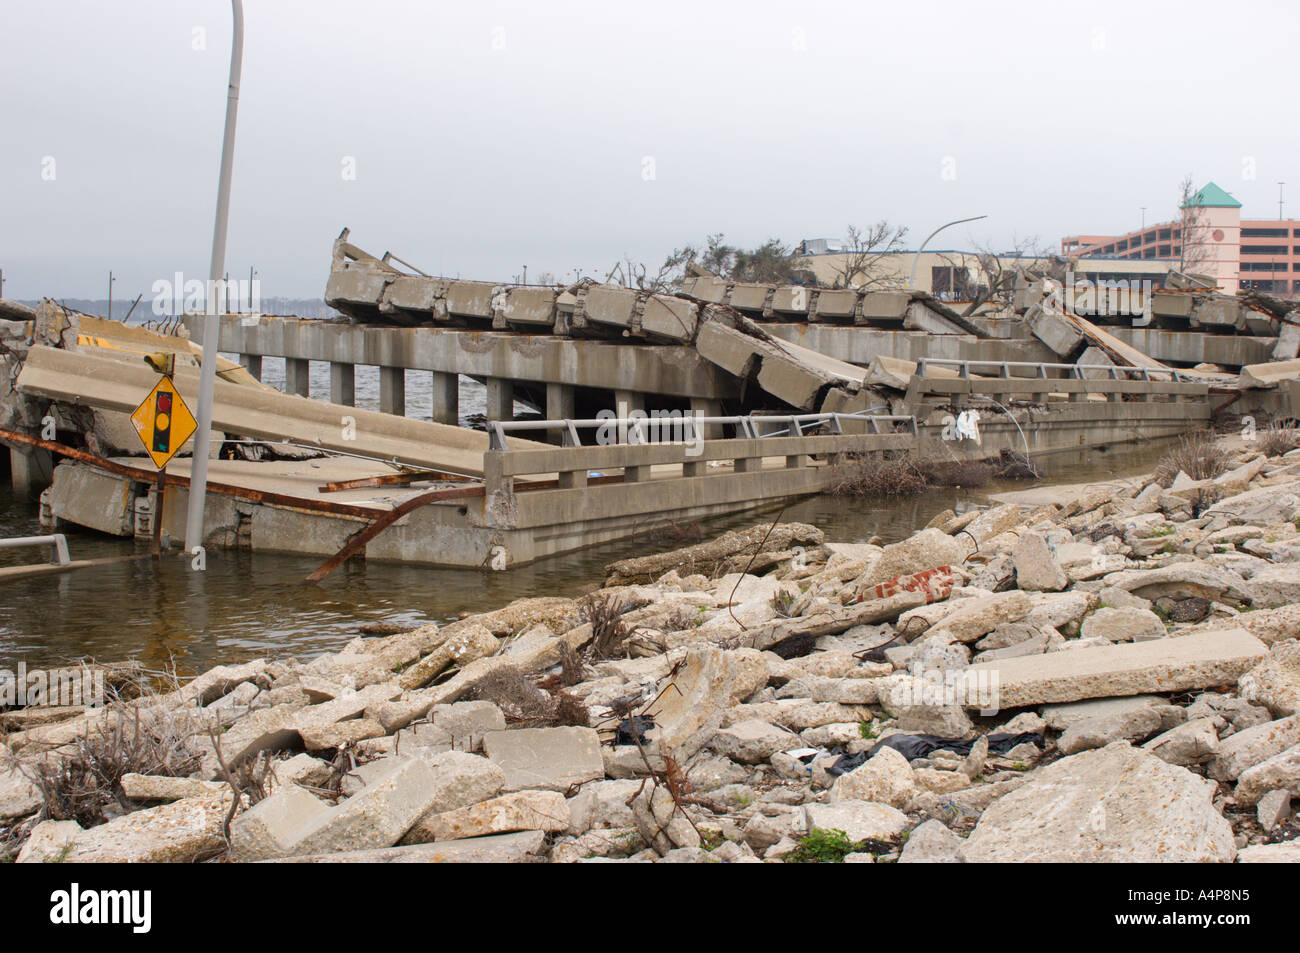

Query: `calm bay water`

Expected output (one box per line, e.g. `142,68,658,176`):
0,421,1174,675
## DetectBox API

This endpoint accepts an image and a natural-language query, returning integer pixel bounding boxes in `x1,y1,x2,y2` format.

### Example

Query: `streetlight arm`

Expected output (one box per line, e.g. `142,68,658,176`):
908,215,989,288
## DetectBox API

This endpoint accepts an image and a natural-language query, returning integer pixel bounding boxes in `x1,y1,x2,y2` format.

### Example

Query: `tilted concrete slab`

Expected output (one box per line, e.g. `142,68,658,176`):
962,628,1267,709
1240,358,1300,389
1026,304,1085,357
763,324,1055,367
443,281,496,319
580,284,639,330
325,268,392,311
860,291,911,319
382,275,445,316
694,320,760,378
814,289,858,319
640,293,698,341
1109,327,1276,369
17,345,547,477
902,300,969,335
498,287,557,327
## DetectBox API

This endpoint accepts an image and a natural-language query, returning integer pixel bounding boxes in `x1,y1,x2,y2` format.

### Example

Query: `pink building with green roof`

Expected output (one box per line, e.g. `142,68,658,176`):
1061,181,1300,297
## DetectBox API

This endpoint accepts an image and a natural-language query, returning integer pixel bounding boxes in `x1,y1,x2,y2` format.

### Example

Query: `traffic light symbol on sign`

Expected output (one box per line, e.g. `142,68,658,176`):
154,391,173,455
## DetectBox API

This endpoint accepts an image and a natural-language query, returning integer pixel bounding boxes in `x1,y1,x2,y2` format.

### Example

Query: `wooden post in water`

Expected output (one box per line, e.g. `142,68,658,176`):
153,465,166,557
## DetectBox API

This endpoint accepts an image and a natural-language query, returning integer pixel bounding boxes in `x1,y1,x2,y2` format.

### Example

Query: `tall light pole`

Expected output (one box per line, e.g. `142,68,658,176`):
908,215,988,289
185,0,243,556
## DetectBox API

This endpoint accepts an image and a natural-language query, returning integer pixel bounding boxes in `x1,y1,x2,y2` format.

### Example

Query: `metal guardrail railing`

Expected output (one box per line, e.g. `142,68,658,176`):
0,534,71,566
487,412,917,451
914,358,1198,383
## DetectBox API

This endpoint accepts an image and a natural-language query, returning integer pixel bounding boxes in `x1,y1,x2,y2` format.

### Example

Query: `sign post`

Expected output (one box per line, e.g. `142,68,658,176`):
130,373,197,555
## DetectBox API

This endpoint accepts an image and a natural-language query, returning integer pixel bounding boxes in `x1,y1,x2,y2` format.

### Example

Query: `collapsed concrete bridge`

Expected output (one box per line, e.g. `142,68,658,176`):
2,232,1298,570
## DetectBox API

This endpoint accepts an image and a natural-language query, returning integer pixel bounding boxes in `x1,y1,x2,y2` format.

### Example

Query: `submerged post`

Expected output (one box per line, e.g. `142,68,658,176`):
185,0,244,556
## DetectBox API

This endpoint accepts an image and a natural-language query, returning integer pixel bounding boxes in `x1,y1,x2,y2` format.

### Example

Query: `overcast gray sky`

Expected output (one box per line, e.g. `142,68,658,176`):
2,0,1297,301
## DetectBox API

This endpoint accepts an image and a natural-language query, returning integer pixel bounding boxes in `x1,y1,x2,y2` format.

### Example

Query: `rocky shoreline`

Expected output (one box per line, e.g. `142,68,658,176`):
2,435,1299,863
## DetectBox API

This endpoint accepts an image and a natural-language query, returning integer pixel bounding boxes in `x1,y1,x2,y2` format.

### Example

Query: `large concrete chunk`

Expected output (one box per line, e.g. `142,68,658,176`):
231,785,333,861
694,320,759,378
960,743,1236,862
1204,481,1300,526
581,284,639,330
828,746,914,808
408,790,571,842
803,800,909,842
962,628,1267,709
646,647,769,757
916,591,1034,643
640,294,698,342
20,794,231,863
1026,303,1085,357
1239,357,1300,389
482,726,604,792
47,463,135,536
1237,641,1300,717
1100,561,1252,604
288,756,443,856
1235,745,1300,806
444,280,495,318
855,527,968,590
0,756,41,819
756,353,827,411
325,268,390,309
1209,714,1300,781
860,291,911,319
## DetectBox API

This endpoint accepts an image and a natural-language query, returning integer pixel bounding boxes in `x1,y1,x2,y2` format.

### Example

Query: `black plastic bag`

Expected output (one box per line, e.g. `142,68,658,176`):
828,731,1044,774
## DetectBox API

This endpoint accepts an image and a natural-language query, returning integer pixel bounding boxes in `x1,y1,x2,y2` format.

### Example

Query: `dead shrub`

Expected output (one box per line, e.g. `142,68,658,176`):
16,701,203,828
1188,485,1223,517
467,664,556,727
830,453,931,498
579,592,637,660
0,816,38,862
1257,420,1300,457
552,691,591,728
1153,431,1229,488
467,663,588,729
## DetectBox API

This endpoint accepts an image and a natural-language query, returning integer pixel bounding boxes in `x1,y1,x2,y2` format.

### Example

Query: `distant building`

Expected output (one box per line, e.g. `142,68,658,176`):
793,244,1168,302
1061,181,1300,296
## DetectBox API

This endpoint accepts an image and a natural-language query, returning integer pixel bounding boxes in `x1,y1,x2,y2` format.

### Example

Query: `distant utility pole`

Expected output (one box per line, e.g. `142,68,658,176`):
1279,182,1286,220
107,271,115,320
1140,207,1146,230
185,0,244,557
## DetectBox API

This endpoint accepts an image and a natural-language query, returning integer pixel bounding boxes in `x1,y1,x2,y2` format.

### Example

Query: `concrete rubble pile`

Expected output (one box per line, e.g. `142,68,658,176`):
328,231,982,338
4,435,1299,863
323,234,962,415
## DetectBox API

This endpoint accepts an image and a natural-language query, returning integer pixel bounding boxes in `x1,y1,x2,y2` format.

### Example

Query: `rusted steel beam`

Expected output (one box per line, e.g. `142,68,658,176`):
302,484,488,583
0,428,386,520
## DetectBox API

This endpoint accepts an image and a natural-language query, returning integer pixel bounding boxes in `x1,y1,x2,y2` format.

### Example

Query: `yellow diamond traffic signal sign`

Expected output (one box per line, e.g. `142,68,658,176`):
130,376,197,469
